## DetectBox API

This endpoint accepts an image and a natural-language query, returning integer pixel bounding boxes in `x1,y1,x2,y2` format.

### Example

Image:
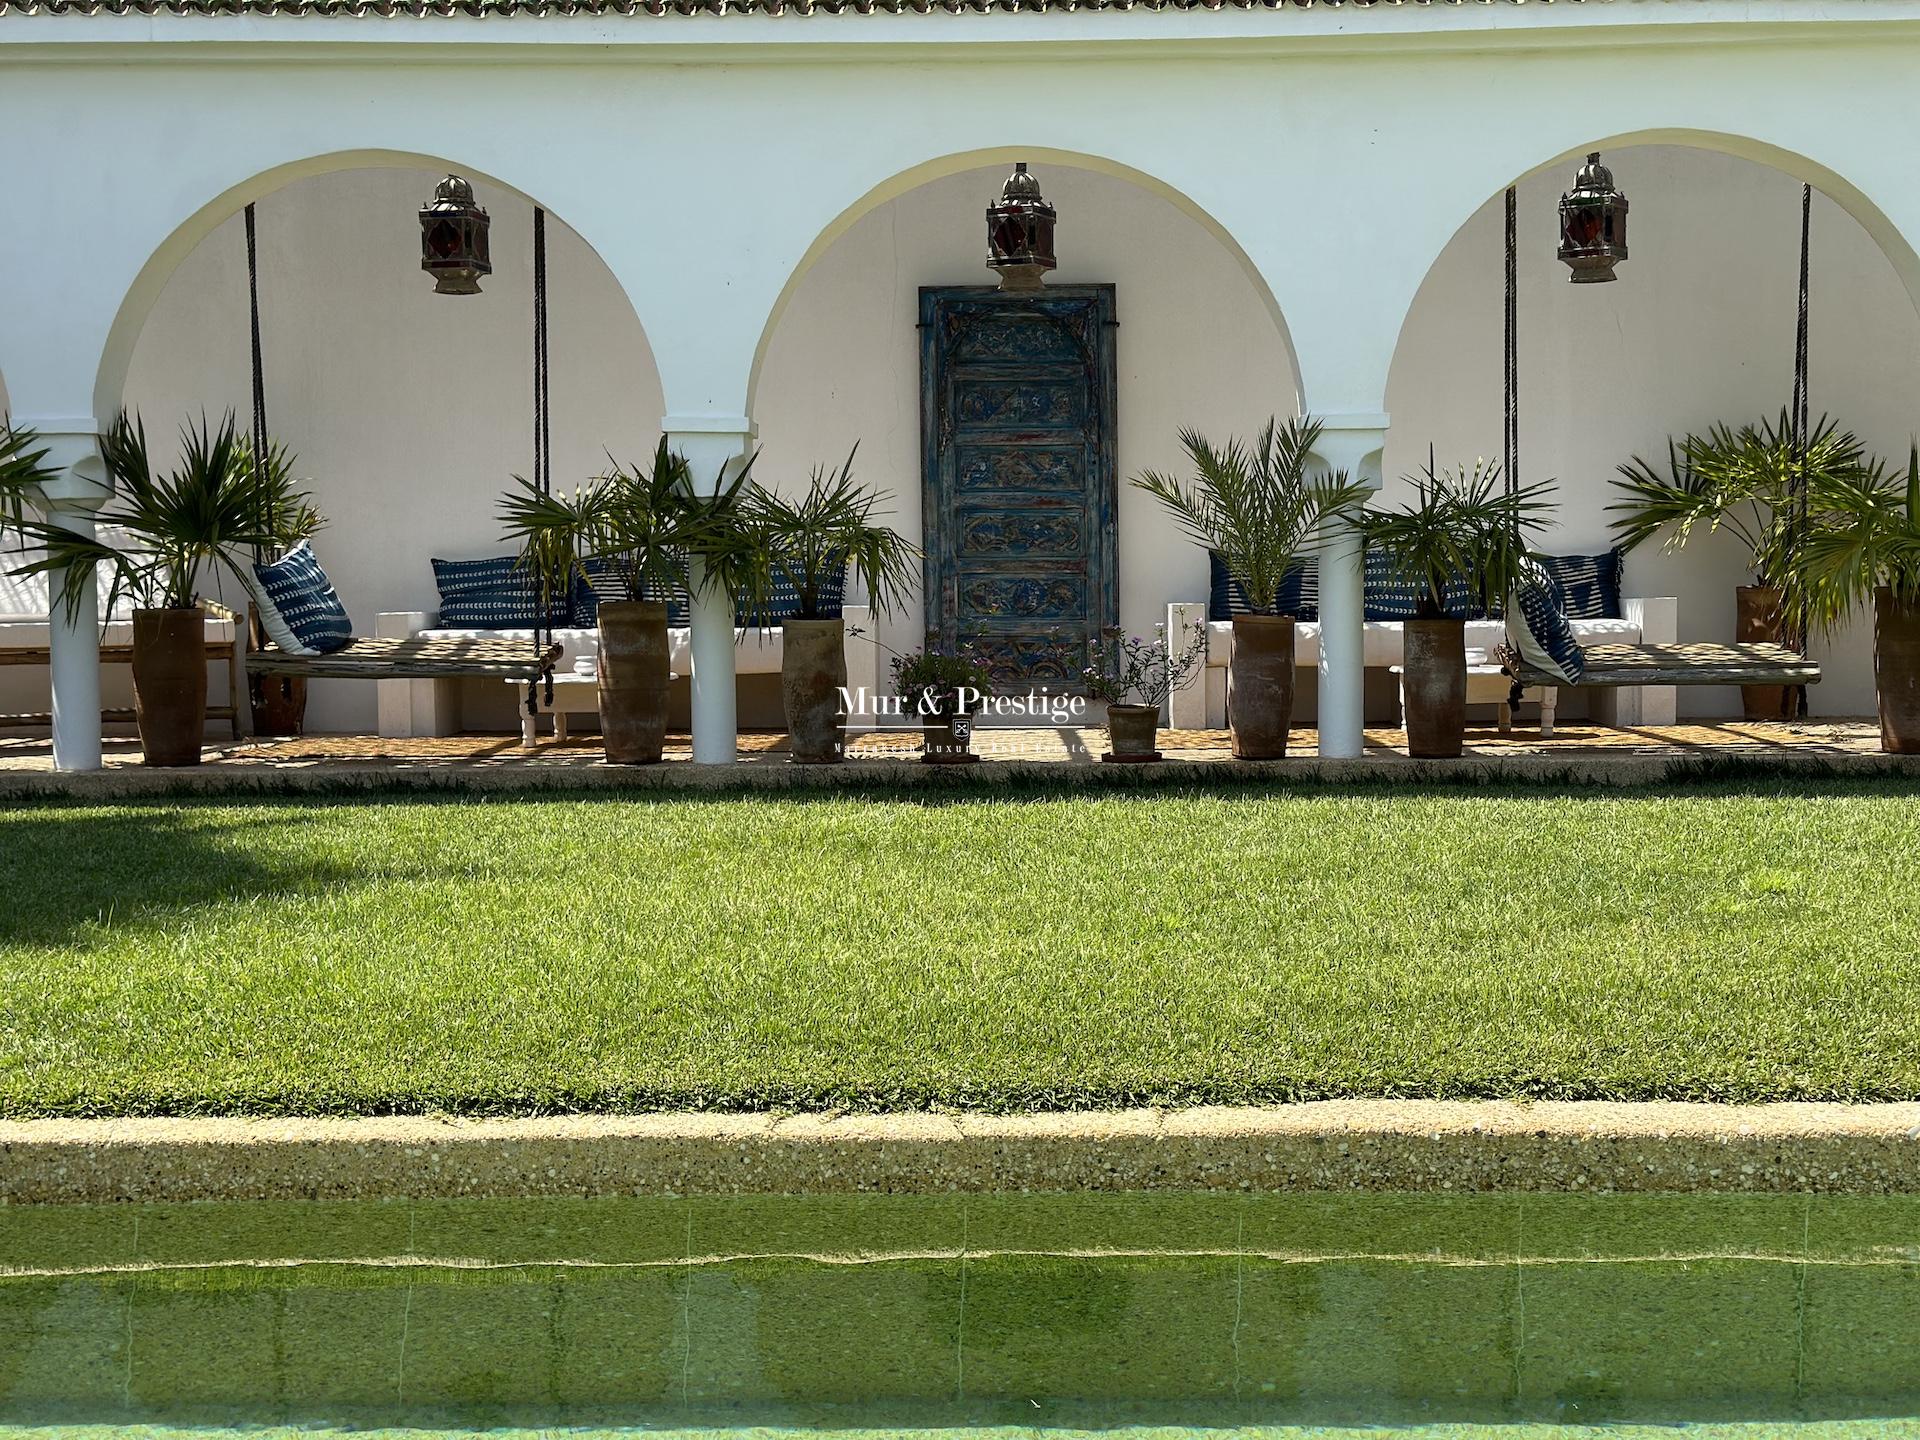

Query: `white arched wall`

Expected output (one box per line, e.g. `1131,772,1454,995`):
1386,144,1920,719
118,166,664,734
751,161,1303,684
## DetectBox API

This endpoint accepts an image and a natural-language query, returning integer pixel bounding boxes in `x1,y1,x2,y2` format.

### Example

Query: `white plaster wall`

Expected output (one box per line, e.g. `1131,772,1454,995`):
753,163,1302,672
1385,146,1920,718
118,167,663,733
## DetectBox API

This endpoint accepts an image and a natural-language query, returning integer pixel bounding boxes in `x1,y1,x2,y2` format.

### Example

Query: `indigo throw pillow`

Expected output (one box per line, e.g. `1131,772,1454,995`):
574,556,691,627
432,555,569,629
1536,549,1625,620
1207,551,1316,620
740,559,845,627
246,541,353,656
1506,555,1586,684
1363,550,1478,620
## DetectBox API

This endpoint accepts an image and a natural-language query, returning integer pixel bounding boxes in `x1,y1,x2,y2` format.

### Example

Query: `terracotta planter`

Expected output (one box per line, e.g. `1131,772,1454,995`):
1105,703,1160,762
596,599,670,764
250,673,308,738
1228,614,1296,759
781,617,848,764
1737,585,1789,720
1876,587,1920,754
131,607,208,766
921,711,978,764
1402,616,1467,759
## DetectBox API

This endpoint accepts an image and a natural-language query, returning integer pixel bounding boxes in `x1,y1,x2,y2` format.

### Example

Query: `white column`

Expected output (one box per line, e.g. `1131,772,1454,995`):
25,420,110,774
1309,413,1388,761
665,416,756,766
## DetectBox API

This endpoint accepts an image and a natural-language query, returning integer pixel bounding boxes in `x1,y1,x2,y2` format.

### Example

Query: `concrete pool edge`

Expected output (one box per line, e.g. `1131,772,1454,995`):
4,1101,1919,1203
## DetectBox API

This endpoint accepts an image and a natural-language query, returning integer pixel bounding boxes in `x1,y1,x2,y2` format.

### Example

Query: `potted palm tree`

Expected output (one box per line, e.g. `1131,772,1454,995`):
1782,444,1920,753
1357,457,1554,758
742,446,919,764
1612,413,1873,719
1134,416,1371,758
16,413,304,766
1083,621,1208,761
502,437,759,765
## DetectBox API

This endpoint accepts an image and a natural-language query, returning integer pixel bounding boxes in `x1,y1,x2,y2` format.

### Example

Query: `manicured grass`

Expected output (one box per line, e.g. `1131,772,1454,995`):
3,779,1919,1116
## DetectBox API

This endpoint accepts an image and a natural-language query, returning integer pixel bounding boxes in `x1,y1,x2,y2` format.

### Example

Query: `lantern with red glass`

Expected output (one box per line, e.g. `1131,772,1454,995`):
1557,152,1628,284
419,174,492,297
986,163,1057,293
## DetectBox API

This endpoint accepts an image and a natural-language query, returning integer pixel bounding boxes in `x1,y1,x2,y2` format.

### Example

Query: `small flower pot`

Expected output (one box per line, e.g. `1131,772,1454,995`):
1228,614,1296,759
781,617,848,765
1876,587,1920,754
131,606,209,766
597,599,671,764
1104,703,1161,762
921,711,979,764
1402,616,1467,759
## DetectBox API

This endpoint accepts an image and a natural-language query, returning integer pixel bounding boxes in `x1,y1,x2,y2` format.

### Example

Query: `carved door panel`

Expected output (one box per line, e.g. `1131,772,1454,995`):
920,285,1117,688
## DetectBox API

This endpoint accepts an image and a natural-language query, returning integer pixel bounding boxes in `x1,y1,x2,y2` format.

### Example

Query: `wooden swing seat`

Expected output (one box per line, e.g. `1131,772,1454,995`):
248,633,561,682
1496,641,1821,737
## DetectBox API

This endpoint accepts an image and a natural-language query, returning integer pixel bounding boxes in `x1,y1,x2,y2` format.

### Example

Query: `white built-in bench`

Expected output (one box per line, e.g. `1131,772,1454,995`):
372,607,878,739
1166,598,1679,732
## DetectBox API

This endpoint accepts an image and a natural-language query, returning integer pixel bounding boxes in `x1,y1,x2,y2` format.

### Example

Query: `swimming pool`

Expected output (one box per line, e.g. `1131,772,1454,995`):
2,1191,1916,1429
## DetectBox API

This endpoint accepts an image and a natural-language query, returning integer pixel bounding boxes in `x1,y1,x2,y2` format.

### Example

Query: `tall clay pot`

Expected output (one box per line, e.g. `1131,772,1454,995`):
921,711,978,764
1737,585,1789,720
781,617,848,764
1228,614,1296,759
597,599,670,764
1104,703,1161,762
1402,616,1467,759
1876,587,1920,754
131,607,208,766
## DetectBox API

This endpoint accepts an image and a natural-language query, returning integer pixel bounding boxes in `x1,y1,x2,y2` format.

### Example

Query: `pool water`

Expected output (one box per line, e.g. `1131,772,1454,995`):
2,1191,1917,1429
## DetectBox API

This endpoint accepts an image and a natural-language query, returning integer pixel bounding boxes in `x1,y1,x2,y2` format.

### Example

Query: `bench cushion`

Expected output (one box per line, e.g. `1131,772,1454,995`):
0,614,236,649
1536,548,1625,620
432,555,570,628
1506,557,1586,684
1207,551,1318,622
1205,614,1642,671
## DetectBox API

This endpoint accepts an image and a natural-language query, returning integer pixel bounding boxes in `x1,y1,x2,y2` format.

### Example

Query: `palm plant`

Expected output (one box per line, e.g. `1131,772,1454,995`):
1785,444,1920,632
0,422,58,543
1610,412,1875,587
741,445,919,621
14,412,310,623
1133,415,1373,614
1356,456,1557,618
500,436,763,612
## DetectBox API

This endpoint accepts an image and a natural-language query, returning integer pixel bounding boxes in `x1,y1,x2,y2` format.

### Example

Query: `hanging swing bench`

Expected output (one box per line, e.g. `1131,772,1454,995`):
1490,160,1822,735
237,184,562,728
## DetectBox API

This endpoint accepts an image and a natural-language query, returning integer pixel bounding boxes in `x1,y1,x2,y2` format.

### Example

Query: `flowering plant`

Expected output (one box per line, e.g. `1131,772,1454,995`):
1083,622,1208,708
889,637,995,717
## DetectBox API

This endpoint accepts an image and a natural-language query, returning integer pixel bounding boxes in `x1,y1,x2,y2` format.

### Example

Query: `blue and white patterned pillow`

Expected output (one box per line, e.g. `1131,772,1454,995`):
1364,550,1479,620
1536,549,1625,620
1507,556,1586,684
432,555,569,629
740,558,845,626
1207,551,1317,620
573,555,690,627
247,541,353,656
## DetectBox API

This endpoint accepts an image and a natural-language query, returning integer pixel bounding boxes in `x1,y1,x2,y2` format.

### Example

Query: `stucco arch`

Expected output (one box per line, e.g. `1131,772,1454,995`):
93,148,655,426
744,146,1304,419
1389,128,1920,402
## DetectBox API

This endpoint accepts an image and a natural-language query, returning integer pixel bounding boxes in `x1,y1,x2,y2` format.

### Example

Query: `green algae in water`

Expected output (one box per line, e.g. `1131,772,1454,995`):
2,1192,1919,1428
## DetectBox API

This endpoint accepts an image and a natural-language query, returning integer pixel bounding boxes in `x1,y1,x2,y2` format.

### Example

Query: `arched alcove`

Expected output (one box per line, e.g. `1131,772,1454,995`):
1386,142,1920,718
117,162,664,734
751,158,1303,674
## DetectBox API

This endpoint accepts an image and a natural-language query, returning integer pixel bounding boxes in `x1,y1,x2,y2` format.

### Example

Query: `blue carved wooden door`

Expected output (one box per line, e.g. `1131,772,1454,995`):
920,285,1117,686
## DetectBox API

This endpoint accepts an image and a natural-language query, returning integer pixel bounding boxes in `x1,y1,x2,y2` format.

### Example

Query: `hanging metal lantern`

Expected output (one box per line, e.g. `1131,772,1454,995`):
419,174,492,297
1557,152,1629,284
986,162,1057,293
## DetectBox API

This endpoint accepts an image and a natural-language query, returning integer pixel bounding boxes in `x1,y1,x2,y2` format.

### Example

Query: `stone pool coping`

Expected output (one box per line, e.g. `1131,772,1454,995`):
4,1101,1919,1204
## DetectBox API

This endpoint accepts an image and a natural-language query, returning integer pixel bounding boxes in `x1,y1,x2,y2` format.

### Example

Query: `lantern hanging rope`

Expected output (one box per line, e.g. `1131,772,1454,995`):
1504,184,1518,504
1786,181,1813,717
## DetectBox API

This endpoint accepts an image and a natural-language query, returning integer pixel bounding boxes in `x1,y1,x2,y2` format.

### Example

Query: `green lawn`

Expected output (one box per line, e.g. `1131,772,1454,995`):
3,779,1919,1116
